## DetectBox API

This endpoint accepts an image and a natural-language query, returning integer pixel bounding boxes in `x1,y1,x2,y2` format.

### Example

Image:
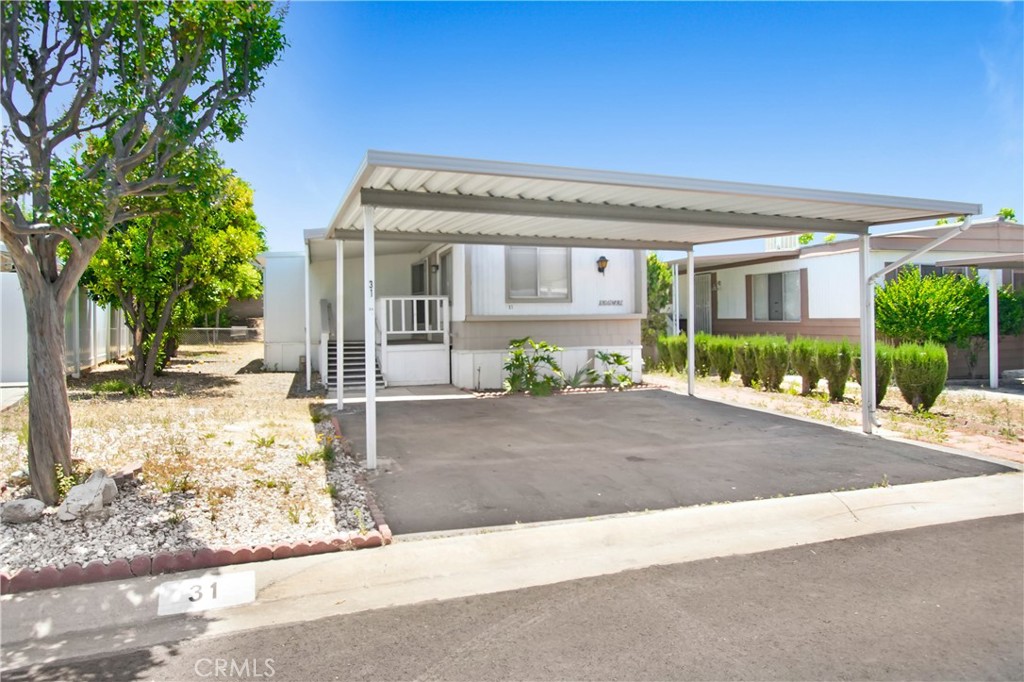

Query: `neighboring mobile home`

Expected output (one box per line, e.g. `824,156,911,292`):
668,216,1024,378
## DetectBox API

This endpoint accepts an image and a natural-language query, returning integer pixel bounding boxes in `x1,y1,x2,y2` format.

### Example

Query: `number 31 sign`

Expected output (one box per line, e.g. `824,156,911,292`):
157,571,256,616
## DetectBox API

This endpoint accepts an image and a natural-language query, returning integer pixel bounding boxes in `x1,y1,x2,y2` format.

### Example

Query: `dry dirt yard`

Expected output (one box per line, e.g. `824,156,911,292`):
0,341,373,574
648,371,1024,464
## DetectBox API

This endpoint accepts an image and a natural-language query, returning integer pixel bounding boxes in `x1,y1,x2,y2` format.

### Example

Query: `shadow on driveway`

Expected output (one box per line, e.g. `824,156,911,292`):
338,390,1013,534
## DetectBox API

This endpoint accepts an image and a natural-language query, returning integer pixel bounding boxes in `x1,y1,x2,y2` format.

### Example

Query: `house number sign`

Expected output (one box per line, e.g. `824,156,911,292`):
156,570,256,615
599,299,623,306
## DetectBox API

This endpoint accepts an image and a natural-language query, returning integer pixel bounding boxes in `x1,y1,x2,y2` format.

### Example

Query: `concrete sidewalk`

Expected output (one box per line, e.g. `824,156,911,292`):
3,472,1021,671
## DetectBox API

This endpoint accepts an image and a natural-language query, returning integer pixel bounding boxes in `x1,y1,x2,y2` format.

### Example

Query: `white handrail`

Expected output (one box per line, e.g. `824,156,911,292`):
378,296,449,337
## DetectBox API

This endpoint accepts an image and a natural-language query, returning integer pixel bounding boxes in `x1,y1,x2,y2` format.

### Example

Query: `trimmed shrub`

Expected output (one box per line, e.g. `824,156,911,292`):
733,337,759,388
752,336,789,391
693,332,713,377
816,340,854,402
852,342,895,405
789,337,820,396
708,336,735,382
893,343,948,412
666,334,687,373
656,336,671,371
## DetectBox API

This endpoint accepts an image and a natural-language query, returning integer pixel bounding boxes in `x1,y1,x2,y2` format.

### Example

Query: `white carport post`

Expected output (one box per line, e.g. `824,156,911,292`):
363,206,378,470
671,262,679,335
303,240,311,391
686,248,696,396
342,237,350,403
988,269,1001,388
859,234,875,434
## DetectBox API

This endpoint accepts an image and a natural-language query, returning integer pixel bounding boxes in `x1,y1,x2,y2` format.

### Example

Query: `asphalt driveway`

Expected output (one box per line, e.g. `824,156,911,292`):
338,389,1012,534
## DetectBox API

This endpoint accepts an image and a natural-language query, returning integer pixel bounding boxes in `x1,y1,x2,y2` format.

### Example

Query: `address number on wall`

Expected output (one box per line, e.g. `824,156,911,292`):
157,570,256,616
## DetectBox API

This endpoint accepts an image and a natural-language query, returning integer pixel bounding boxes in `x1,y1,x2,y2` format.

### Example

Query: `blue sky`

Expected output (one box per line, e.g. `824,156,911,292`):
215,2,1024,254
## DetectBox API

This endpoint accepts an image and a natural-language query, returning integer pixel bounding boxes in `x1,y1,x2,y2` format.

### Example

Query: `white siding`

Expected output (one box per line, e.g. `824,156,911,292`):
470,246,636,317
1,272,28,383
262,253,306,371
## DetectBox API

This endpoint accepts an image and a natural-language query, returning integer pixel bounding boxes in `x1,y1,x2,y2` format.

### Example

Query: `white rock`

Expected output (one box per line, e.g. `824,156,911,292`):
2,498,45,524
57,469,118,522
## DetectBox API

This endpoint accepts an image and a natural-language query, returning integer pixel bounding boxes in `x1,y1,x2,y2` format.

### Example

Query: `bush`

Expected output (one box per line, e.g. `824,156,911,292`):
655,336,672,371
752,336,789,391
595,350,633,389
816,340,854,402
789,337,820,396
666,334,687,373
893,343,948,411
502,337,563,396
733,338,759,388
707,336,735,382
852,342,896,405
693,332,713,378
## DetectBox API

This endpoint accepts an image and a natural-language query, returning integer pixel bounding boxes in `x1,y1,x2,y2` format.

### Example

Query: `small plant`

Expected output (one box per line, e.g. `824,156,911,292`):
353,507,368,535
286,502,301,524
91,379,143,396
789,338,820,396
323,483,338,498
707,336,735,383
872,474,891,489
562,365,598,389
752,336,789,392
160,473,197,494
816,340,853,402
893,342,948,412
310,411,326,424
296,444,334,467
253,477,278,489
55,464,79,499
595,351,633,389
250,433,276,448
733,338,759,388
502,337,563,396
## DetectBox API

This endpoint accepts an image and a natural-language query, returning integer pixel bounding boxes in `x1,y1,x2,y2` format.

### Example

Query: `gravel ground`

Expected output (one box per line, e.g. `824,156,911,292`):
0,342,373,573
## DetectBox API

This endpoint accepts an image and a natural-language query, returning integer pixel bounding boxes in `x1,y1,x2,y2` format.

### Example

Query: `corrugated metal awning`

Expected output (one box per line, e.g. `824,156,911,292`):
326,151,982,249
937,254,1024,269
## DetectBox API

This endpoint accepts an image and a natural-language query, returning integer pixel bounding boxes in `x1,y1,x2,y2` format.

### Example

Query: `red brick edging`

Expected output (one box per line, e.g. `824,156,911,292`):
1,417,393,597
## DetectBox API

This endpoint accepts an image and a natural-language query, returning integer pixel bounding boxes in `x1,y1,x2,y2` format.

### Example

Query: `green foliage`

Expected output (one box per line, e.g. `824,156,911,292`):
893,343,948,412
665,334,688,373
91,379,135,395
733,338,759,388
562,366,598,389
875,343,895,404
642,254,673,362
789,338,820,396
655,336,672,371
250,433,276,448
997,208,1017,221
752,336,789,392
296,445,334,467
999,287,1024,336
875,268,987,346
693,332,713,377
502,337,563,395
595,351,633,389
816,340,854,402
82,151,267,387
55,465,78,500
707,336,735,382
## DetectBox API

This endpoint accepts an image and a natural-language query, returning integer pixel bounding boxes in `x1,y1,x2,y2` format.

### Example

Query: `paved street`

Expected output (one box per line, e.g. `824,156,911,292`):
9,514,1022,681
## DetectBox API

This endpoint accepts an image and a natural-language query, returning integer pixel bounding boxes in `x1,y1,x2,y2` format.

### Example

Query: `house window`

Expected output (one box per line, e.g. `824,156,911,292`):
506,247,571,301
753,271,800,321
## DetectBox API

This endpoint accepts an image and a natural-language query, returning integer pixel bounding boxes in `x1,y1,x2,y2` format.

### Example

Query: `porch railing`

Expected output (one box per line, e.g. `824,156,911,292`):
376,296,450,375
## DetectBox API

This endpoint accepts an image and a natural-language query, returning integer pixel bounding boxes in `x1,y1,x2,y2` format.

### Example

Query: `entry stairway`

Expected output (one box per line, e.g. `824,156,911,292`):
325,340,385,390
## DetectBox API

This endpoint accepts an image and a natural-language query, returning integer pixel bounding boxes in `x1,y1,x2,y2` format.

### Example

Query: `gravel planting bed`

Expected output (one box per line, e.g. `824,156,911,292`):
0,342,373,574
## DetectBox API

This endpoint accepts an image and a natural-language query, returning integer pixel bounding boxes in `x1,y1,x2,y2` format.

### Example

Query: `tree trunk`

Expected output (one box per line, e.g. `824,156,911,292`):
23,287,73,506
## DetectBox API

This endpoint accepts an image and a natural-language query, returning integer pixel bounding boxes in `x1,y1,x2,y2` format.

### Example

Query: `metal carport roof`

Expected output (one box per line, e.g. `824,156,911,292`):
326,151,981,248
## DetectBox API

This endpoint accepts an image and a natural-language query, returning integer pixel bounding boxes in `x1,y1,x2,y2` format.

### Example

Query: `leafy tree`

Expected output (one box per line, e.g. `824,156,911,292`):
81,151,265,388
643,253,673,363
0,2,286,504
874,268,987,346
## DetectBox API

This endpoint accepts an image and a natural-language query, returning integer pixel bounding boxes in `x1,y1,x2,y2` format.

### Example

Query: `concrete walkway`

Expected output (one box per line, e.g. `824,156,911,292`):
3,472,1021,671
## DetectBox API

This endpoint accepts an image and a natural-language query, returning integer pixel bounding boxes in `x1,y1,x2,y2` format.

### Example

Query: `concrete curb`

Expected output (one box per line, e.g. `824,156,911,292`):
0,419,393,597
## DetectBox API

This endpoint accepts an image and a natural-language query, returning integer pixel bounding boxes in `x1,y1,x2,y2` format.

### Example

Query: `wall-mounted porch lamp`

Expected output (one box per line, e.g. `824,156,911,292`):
596,255,609,274
430,264,440,274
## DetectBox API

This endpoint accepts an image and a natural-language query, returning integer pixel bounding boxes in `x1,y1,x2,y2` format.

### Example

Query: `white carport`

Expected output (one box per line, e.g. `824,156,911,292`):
936,253,1024,388
321,151,981,468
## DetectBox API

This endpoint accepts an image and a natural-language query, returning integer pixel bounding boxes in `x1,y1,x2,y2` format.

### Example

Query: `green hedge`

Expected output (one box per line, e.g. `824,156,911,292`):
852,343,895,405
656,336,672,371
752,336,789,392
733,338,759,388
789,337,820,396
665,334,687,373
708,336,735,382
816,340,854,402
893,342,948,411
693,332,713,378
